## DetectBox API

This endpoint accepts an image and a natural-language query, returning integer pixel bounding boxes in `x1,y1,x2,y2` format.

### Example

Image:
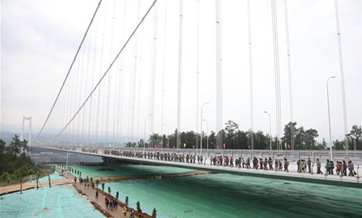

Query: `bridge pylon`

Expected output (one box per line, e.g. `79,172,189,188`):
21,115,32,145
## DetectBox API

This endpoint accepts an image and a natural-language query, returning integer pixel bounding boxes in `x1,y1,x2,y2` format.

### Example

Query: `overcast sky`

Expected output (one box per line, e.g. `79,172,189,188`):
1,0,361,145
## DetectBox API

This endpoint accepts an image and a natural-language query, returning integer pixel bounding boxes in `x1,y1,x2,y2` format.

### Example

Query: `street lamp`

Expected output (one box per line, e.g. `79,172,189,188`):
327,76,336,161
144,114,152,153
264,111,272,151
200,102,209,155
202,119,209,154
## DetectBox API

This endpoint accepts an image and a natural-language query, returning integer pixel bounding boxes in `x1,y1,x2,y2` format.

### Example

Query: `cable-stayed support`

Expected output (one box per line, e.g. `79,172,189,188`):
196,0,200,149
36,0,103,140
148,1,159,136
334,0,349,152
215,0,223,147
95,4,108,143
160,0,168,148
271,0,282,150
128,0,142,143
176,0,184,149
115,0,128,145
284,0,294,150
247,0,254,151
104,0,117,143
52,0,159,141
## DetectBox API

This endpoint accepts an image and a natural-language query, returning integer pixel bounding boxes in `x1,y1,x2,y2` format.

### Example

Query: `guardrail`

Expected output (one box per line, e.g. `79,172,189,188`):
31,145,362,165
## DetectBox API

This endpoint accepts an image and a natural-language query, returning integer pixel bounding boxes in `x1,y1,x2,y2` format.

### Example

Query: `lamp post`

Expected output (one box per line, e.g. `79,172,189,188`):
202,119,209,154
200,102,209,155
327,76,336,161
264,111,272,151
163,124,169,149
144,114,152,153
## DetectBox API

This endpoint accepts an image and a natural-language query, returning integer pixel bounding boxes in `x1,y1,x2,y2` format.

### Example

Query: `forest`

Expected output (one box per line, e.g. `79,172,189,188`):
129,121,362,151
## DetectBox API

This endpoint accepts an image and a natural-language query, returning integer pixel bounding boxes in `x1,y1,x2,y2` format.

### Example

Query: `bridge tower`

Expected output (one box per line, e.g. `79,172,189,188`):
21,116,32,145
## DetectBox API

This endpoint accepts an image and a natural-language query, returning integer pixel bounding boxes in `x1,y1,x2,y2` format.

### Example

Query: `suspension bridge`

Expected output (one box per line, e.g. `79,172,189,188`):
15,0,360,186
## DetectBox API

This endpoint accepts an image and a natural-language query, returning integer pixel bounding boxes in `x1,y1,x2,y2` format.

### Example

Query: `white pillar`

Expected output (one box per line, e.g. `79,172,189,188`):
215,0,223,147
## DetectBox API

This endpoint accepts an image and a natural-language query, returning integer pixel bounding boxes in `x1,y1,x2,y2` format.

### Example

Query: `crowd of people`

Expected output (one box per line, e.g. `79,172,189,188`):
316,158,357,176
104,196,118,211
75,149,359,178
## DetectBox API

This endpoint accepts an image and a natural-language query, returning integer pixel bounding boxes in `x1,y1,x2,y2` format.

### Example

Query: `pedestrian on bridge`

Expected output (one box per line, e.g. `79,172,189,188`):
284,158,289,172
342,160,348,176
348,161,355,176
316,159,323,174
268,157,273,170
307,158,312,173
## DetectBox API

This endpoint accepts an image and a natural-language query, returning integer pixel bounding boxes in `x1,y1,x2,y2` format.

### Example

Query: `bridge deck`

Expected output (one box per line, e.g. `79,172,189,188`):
30,146,362,188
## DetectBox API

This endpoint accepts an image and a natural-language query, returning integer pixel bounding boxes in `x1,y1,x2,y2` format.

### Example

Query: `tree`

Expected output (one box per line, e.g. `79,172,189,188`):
136,201,141,211
184,131,197,148
1,171,11,183
149,133,162,147
281,122,297,149
216,129,226,148
152,208,157,218
137,139,144,148
234,131,248,149
161,134,168,148
208,131,217,149
0,135,38,184
333,139,344,150
294,127,305,149
14,166,30,194
254,131,268,149
35,169,42,189
95,179,100,188
0,139,6,154
9,135,28,156
166,129,178,148
224,120,239,149
316,139,327,150
348,125,362,150
125,196,129,206
304,128,319,149
48,173,51,187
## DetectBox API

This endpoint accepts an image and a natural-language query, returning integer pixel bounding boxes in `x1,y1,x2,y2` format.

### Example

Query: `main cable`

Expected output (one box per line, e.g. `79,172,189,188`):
36,0,103,140
53,0,158,141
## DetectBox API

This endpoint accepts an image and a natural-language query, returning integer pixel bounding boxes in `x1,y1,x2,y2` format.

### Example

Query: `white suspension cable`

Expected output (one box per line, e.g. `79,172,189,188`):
53,0,159,141
284,0,294,150
334,0,349,152
215,0,223,147
247,0,254,151
177,0,184,149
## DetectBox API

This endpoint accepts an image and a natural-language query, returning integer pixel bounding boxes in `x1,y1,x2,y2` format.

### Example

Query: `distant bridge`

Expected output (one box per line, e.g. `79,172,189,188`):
30,145,362,188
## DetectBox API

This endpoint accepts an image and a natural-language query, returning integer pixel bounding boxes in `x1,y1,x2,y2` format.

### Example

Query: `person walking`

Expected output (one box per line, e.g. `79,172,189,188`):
284,158,289,172
297,159,301,173
268,157,273,170
123,206,127,217
316,159,323,174
325,159,331,175
264,158,268,170
348,161,354,176
342,160,348,176
307,158,312,173
301,160,306,173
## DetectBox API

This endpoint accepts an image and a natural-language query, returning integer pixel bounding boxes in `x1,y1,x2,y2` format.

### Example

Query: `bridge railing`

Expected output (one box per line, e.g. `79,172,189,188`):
31,144,362,165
